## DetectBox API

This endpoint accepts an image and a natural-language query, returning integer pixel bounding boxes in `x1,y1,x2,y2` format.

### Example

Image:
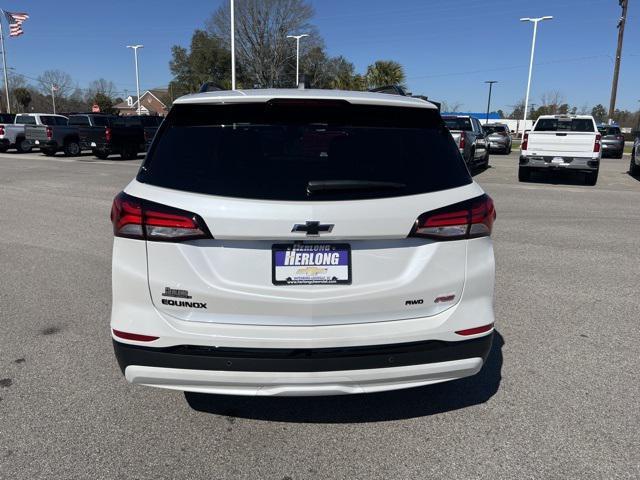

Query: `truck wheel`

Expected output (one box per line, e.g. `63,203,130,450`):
41,148,56,156
16,137,32,153
120,145,137,160
0,145,7,153
584,170,598,186
63,141,81,157
628,152,639,176
518,167,531,182
92,149,109,160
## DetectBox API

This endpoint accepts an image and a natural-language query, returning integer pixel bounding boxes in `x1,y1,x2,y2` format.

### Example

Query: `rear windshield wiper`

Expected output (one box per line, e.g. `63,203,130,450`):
307,180,406,195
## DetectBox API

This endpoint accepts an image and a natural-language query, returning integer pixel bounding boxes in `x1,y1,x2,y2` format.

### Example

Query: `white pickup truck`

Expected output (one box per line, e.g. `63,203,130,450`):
519,115,601,185
0,113,68,153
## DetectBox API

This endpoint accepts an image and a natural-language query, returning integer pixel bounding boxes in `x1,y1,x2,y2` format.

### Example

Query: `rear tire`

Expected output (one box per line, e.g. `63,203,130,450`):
63,140,81,157
0,145,8,153
584,170,598,186
629,152,640,176
616,150,624,159
16,137,32,153
518,167,531,182
92,148,109,160
42,148,56,156
120,145,137,160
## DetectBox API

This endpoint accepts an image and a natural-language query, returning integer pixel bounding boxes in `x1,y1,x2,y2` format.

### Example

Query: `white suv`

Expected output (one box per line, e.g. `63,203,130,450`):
110,89,496,396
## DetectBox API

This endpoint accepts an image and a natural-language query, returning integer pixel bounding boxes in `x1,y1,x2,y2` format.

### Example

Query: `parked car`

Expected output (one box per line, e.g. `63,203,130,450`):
442,115,490,170
0,113,67,153
25,115,84,156
597,124,625,159
110,89,497,397
630,133,640,176
78,115,146,160
519,115,601,185
483,123,512,154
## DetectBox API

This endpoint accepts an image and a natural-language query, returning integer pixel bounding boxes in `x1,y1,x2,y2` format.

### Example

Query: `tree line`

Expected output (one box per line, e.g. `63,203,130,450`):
1,70,123,114
168,0,407,97
506,91,640,128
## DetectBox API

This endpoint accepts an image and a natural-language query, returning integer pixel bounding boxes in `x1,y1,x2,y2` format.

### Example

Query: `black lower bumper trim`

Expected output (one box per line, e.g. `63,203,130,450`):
113,333,493,373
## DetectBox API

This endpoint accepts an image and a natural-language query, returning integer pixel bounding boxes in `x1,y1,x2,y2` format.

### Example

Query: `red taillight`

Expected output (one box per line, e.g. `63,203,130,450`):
521,132,529,150
105,126,112,142
410,194,496,241
455,323,494,336
459,135,466,149
593,133,601,153
110,191,212,242
46,126,53,140
112,329,159,342
0,125,5,135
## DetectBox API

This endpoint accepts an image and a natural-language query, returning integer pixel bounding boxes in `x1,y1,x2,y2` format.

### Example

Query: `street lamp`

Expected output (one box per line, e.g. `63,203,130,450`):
484,81,497,124
126,44,143,115
520,16,552,130
287,34,309,87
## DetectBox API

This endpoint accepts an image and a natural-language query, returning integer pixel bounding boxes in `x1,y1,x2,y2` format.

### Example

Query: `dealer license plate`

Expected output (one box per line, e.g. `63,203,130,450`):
272,243,351,285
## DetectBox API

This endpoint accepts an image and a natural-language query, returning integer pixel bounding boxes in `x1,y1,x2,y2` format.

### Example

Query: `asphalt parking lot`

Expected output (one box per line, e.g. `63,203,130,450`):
1,150,639,479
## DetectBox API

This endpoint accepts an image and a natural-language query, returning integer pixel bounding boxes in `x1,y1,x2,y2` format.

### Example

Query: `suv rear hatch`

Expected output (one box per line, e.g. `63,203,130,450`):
527,117,597,154
134,101,478,327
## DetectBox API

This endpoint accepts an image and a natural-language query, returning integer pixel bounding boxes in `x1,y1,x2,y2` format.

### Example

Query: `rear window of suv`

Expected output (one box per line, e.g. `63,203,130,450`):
137,101,471,201
442,117,472,131
534,118,595,132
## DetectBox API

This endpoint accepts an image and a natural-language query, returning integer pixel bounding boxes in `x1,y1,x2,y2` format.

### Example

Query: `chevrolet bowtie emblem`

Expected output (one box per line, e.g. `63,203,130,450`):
291,221,334,236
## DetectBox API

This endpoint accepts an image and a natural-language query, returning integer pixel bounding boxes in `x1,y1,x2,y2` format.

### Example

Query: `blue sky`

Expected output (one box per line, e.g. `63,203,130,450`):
2,0,638,112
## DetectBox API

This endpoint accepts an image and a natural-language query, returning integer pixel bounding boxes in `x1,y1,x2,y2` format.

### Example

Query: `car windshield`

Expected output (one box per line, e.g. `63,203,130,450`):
138,101,472,201
534,118,594,132
443,117,472,131
484,126,507,134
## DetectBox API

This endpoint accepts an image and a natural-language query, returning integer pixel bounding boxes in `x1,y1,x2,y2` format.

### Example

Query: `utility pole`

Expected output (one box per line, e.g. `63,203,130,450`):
230,0,236,90
287,34,309,87
608,0,628,120
126,45,143,115
484,81,497,124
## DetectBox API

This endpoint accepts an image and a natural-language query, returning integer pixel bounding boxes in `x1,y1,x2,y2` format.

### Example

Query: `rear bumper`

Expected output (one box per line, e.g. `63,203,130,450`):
114,333,493,396
520,155,599,171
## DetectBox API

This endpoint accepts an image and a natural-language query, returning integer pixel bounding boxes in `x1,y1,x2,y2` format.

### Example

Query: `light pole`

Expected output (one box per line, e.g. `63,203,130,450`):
520,16,552,131
230,0,236,90
51,84,57,114
287,34,309,87
484,81,497,124
126,44,143,115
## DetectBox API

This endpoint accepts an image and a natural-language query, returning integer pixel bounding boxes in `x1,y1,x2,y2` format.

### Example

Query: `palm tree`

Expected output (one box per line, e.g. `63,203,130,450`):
14,87,32,112
365,60,406,89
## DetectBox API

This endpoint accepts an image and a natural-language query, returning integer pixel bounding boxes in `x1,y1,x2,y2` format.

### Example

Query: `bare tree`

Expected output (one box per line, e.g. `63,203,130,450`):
85,78,117,101
37,70,74,98
206,0,320,87
441,100,463,113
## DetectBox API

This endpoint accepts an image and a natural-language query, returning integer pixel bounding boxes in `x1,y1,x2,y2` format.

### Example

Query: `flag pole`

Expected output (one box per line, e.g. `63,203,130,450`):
0,11,10,114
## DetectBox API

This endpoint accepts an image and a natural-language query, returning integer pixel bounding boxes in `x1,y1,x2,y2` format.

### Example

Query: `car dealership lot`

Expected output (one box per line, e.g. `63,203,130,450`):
1,151,639,479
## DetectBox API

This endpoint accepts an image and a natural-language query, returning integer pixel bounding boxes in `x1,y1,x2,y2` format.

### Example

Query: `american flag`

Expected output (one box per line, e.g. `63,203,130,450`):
3,11,29,37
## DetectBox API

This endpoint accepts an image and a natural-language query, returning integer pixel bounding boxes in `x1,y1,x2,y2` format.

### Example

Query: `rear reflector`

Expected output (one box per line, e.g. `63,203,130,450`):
110,191,212,242
112,329,159,342
410,194,496,241
455,323,494,336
